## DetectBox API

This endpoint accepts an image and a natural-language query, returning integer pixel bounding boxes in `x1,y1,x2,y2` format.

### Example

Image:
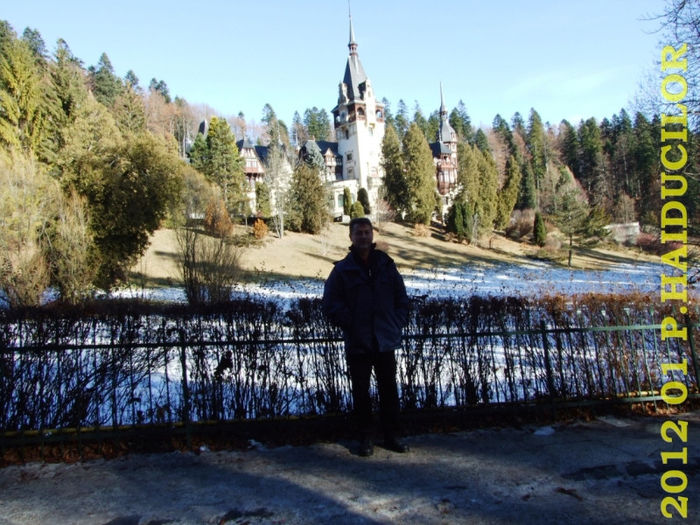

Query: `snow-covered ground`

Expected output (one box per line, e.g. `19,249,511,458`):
113,260,671,306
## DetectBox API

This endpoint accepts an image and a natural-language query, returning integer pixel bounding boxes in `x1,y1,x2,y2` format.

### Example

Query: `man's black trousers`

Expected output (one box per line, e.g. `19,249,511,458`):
346,349,401,439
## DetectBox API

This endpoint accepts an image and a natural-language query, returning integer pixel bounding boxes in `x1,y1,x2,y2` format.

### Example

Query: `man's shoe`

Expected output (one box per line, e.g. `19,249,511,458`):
358,438,374,457
383,438,409,453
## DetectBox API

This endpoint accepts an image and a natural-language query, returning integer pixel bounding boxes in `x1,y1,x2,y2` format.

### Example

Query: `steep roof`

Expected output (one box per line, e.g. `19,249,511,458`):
342,16,368,101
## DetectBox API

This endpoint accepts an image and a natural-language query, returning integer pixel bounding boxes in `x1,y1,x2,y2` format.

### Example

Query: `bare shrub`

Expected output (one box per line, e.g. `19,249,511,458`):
505,209,535,241
0,154,54,306
177,228,242,304
41,190,96,302
636,232,682,255
413,223,430,237
252,218,268,240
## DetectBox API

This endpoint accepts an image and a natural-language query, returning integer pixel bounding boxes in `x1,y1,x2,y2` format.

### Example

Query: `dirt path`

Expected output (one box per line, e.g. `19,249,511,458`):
2,410,696,524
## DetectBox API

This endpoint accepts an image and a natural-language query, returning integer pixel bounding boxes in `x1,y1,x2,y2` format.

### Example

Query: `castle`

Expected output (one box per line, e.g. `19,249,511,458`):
236,16,460,220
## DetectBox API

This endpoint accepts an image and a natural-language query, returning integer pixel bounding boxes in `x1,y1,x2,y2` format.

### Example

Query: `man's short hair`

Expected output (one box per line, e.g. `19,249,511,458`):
349,217,373,234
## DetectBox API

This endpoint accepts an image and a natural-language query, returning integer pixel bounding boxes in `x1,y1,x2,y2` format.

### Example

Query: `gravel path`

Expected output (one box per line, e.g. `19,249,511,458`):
1,411,698,524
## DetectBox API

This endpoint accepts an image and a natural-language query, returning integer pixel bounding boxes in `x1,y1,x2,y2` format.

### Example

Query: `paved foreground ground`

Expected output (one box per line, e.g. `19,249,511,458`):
1,410,698,525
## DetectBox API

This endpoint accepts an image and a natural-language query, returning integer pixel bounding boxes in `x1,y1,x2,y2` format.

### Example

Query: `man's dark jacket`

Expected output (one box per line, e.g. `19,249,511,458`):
322,247,409,354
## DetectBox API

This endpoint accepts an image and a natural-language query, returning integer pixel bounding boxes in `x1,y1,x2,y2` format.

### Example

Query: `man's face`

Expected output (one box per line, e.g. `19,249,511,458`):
350,223,374,250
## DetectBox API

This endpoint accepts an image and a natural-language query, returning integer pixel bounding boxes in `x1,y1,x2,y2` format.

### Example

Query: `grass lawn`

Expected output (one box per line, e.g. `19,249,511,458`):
129,221,656,289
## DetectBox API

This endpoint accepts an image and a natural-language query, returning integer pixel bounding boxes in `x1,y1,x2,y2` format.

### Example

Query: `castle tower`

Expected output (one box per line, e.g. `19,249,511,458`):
331,14,385,215
431,84,459,215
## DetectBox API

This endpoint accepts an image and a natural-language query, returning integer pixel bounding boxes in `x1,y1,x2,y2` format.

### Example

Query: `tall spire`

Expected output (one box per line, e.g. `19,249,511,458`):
348,4,357,55
341,5,367,102
440,82,447,116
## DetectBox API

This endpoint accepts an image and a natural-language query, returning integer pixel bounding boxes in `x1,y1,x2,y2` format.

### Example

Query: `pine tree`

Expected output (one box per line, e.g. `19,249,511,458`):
203,116,246,215
381,124,408,216
457,143,499,236
526,108,547,207
255,181,271,217
413,102,429,140
534,211,546,246
449,101,473,143
496,155,522,228
0,36,44,153
357,187,371,214
285,163,328,234
403,122,437,224
303,107,332,141
395,99,409,138
89,52,122,107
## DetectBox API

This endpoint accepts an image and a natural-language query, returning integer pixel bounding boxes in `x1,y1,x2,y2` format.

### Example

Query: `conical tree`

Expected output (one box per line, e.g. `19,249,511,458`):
202,116,246,215
534,211,546,246
381,123,408,216
285,163,328,234
403,122,437,224
496,155,522,228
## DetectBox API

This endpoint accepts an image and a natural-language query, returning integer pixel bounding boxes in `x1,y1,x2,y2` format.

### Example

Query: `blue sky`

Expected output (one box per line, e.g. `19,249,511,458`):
4,1,665,131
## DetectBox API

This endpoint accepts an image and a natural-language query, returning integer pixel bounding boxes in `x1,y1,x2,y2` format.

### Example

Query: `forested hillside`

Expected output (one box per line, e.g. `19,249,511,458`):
0,2,696,307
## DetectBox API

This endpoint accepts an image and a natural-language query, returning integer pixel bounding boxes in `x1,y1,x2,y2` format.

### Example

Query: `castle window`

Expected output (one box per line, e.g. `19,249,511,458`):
346,152,353,162
357,108,365,118
344,129,349,139
376,109,383,120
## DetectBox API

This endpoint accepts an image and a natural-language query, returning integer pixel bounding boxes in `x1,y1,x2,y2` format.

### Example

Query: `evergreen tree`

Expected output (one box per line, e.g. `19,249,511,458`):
255,181,271,217
395,99,409,138
300,139,325,171
457,142,499,237
403,122,437,224
446,200,472,241
631,112,659,223
0,36,45,153
449,101,473,143
285,163,328,234
124,70,140,91
560,119,579,177
188,132,208,172
112,85,146,134
357,187,371,214
381,124,408,216
350,200,365,219
413,102,429,140
474,129,490,153
526,108,547,207
577,117,606,202
21,27,48,64
204,116,246,215
517,161,537,209
426,110,440,142
303,106,332,141
496,155,522,228
534,211,546,246
343,186,352,215
87,134,183,288
89,52,122,107
149,78,171,103
381,97,395,130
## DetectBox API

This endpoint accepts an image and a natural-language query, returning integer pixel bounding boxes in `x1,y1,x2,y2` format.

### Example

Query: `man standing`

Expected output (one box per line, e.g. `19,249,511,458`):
322,217,409,456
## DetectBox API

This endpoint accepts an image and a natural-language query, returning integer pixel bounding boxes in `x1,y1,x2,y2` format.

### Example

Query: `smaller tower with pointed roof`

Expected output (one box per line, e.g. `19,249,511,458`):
430,84,459,216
